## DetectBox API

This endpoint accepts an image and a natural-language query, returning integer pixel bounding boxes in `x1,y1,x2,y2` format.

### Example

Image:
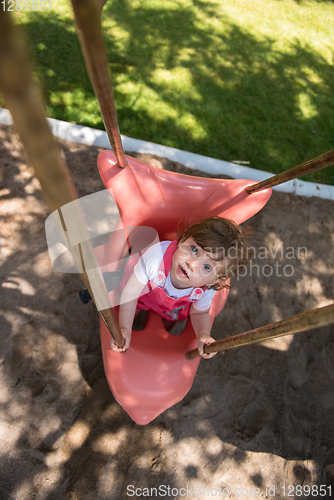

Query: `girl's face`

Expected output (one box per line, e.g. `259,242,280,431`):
170,237,226,289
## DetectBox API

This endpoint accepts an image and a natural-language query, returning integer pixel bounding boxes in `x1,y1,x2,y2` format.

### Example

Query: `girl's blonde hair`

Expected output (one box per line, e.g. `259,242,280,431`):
178,217,252,290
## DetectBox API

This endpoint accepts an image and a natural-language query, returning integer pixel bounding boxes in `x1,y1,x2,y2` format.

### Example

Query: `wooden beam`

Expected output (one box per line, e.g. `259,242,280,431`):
0,10,124,349
71,0,127,168
186,303,334,360
245,150,334,194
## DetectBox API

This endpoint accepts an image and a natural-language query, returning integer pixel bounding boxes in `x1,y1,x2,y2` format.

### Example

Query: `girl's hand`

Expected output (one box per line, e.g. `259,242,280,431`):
110,328,132,352
197,334,217,359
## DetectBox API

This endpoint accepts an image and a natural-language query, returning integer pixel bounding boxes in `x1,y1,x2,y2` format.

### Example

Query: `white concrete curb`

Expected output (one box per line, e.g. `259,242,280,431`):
1,108,333,201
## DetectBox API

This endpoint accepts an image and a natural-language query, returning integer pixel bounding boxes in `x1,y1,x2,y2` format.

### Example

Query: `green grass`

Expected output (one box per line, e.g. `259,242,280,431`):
6,0,334,184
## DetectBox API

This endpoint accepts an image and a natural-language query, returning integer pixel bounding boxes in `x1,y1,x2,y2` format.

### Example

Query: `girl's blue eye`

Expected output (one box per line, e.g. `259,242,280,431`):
191,246,198,255
204,264,211,272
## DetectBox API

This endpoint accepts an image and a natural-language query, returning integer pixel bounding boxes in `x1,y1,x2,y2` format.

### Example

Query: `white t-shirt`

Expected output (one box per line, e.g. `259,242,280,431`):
134,241,216,311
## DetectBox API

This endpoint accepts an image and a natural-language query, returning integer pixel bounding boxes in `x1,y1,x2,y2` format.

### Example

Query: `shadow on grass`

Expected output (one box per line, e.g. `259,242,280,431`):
16,1,334,185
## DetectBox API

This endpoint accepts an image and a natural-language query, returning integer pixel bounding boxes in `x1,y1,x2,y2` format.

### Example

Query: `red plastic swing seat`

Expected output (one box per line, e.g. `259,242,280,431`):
97,150,271,425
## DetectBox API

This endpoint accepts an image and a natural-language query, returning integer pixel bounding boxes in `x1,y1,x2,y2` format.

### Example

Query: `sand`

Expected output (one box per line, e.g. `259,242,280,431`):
0,122,334,500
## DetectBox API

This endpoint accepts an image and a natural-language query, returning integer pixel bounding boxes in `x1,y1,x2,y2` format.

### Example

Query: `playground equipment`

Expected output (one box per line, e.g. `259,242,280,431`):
0,1,333,425
96,150,271,424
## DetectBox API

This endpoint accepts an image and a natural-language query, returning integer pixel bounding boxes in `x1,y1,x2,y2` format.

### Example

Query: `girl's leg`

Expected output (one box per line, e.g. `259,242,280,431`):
133,309,149,330
134,311,179,332
134,309,142,320
162,317,177,332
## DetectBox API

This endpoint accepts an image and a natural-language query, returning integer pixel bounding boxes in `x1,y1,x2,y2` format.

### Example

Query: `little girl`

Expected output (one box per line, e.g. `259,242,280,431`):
110,217,250,358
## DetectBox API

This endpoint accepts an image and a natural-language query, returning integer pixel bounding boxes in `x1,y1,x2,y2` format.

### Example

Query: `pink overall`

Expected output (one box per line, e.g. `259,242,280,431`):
137,240,206,321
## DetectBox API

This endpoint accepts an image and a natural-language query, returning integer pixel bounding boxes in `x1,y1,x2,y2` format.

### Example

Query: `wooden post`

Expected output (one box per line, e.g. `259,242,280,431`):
186,303,334,360
0,9,124,349
70,0,127,168
245,150,334,194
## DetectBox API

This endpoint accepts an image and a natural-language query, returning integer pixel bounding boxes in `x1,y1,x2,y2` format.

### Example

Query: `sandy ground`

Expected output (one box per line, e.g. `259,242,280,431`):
0,122,334,500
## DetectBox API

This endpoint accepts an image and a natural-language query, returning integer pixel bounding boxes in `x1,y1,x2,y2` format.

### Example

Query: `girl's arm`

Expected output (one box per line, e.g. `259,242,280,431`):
189,304,217,359
110,272,146,352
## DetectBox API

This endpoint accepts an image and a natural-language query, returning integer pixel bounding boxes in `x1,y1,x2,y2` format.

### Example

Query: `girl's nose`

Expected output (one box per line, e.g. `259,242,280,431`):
186,258,195,272
187,257,201,275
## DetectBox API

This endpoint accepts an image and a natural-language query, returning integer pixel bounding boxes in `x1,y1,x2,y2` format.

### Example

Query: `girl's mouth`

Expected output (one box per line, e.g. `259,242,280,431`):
178,265,189,278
